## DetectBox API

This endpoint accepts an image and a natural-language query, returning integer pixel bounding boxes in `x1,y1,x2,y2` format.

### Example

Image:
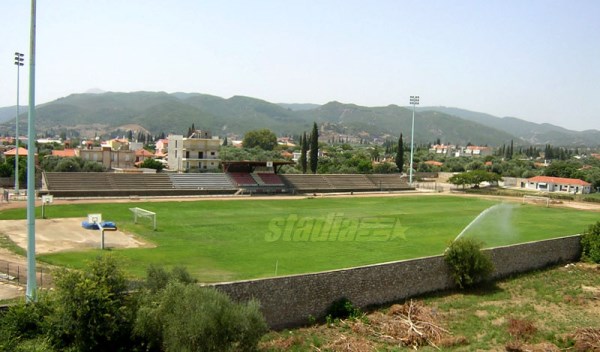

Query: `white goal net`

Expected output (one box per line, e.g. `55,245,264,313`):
522,195,550,207
129,207,157,230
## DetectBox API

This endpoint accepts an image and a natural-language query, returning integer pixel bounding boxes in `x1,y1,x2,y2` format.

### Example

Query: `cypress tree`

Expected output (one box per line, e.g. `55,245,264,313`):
300,132,308,174
309,122,319,174
395,134,404,173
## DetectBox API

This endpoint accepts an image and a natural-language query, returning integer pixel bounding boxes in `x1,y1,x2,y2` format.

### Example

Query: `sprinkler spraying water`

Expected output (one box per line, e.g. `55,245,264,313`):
453,203,517,243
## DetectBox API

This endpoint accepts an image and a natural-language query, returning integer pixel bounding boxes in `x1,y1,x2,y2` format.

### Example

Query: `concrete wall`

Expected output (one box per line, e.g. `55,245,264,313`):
214,235,581,329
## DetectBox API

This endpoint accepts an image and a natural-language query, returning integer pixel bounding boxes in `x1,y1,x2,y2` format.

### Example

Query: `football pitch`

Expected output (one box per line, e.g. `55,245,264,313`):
0,195,597,283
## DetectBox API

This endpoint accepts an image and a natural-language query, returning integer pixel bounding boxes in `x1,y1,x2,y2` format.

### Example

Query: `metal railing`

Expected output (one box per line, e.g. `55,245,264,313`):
0,260,52,289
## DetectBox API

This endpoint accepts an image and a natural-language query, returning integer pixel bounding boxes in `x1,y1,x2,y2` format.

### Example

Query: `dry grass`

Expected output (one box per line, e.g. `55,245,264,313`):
572,327,600,352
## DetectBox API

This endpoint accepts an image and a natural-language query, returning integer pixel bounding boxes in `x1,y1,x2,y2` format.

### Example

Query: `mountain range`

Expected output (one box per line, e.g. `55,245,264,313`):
0,92,598,147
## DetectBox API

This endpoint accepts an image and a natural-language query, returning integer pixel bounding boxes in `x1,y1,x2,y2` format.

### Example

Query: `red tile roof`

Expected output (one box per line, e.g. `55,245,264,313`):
4,147,30,156
51,149,77,157
527,176,590,187
135,149,154,157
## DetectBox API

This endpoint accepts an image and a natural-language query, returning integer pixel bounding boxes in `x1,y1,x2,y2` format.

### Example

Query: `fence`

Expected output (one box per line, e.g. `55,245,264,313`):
0,260,52,289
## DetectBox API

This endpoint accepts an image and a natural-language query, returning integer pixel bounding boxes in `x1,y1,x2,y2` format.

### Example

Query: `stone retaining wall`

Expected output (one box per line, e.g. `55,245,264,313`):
214,235,581,329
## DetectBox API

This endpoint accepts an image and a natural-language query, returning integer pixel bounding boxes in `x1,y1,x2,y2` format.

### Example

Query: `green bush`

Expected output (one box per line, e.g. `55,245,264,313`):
0,298,52,351
581,221,600,263
134,282,267,352
46,255,134,351
326,297,361,320
444,238,495,289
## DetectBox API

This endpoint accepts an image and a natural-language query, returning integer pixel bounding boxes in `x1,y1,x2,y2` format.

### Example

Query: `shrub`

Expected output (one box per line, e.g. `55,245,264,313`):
581,221,600,263
0,298,52,351
444,238,494,289
46,255,134,351
326,297,361,320
134,282,267,352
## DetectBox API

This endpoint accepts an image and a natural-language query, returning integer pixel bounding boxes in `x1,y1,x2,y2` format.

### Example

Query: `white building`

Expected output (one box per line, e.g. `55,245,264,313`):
524,176,591,194
167,130,221,172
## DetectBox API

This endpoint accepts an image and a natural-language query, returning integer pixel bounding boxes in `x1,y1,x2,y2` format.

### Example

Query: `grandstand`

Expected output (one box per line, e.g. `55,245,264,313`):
42,168,411,198
42,172,238,197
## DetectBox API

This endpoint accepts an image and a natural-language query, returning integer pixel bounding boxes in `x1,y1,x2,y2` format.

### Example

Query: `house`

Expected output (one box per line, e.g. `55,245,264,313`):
429,144,456,155
167,130,221,172
105,138,130,151
455,146,493,157
135,149,155,164
79,146,135,169
155,139,169,155
524,176,591,194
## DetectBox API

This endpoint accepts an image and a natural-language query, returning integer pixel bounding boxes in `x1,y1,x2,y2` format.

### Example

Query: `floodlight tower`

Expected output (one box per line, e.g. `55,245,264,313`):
26,0,37,302
409,95,419,185
14,52,24,193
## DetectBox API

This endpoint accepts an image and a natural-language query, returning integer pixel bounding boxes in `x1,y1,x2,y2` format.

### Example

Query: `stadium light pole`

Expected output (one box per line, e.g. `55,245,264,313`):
14,52,24,194
409,95,419,185
26,0,37,302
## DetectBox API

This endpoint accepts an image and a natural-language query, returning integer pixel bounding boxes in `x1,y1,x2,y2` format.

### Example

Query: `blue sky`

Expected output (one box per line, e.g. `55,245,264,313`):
1,0,599,130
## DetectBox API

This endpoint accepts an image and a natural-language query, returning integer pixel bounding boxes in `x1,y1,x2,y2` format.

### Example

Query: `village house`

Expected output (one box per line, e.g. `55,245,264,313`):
429,144,456,155
523,175,591,194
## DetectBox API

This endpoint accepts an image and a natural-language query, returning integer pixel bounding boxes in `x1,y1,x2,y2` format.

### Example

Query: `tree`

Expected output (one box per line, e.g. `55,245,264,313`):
54,158,81,172
448,170,502,189
310,122,319,174
395,134,404,173
134,268,266,352
243,128,278,150
140,158,164,172
47,255,133,351
299,132,308,174
222,136,228,146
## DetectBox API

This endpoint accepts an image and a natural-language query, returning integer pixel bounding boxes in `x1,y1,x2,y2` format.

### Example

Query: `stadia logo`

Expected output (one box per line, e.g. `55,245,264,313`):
265,213,408,242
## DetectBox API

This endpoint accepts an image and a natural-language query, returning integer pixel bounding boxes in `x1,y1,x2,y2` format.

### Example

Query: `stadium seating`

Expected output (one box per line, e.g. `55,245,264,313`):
169,173,236,190
324,174,376,190
367,174,411,190
110,173,173,190
227,172,258,186
279,174,334,192
42,171,412,197
44,172,113,190
255,173,285,186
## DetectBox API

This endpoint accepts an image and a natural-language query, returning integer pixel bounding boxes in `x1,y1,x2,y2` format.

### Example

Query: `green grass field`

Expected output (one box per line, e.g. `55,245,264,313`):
0,195,597,282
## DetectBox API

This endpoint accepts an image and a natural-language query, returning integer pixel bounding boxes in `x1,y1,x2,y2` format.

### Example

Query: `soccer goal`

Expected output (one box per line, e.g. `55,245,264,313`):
522,195,550,207
129,207,157,230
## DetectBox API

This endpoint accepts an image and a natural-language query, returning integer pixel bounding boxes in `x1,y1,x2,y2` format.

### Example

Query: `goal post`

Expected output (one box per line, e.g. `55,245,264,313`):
522,195,550,207
129,207,157,230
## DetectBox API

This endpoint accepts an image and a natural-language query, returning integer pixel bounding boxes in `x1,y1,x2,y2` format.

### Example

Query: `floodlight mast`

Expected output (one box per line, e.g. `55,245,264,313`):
26,0,37,302
409,95,419,186
14,52,24,194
